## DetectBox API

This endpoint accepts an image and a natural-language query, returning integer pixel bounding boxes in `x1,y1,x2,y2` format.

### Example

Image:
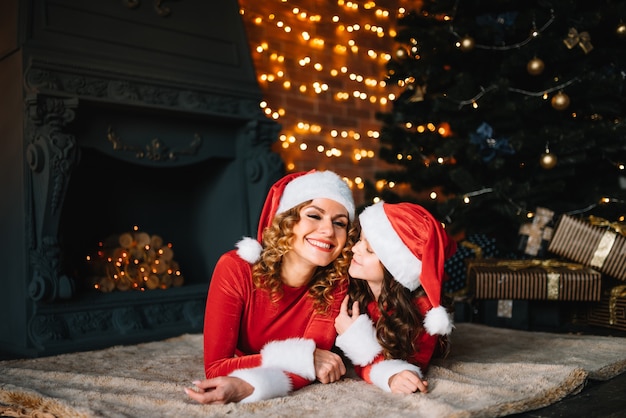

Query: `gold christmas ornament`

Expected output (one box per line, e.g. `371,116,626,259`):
551,92,570,110
617,23,626,39
527,57,545,75
458,36,475,52
540,152,558,169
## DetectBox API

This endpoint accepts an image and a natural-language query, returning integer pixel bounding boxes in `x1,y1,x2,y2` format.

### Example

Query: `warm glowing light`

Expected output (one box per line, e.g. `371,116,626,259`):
238,0,399,183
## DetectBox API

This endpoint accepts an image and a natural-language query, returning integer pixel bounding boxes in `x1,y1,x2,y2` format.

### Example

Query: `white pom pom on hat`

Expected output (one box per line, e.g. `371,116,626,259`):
236,170,355,264
358,201,457,335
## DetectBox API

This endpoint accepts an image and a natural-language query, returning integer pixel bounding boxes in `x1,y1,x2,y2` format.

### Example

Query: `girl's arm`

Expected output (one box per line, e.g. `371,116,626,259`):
335,295,439,393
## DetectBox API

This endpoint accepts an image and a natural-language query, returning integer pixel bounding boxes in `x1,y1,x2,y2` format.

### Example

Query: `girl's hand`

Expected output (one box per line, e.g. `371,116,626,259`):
334,295,360,335
388,370,428,394
184,376,254,404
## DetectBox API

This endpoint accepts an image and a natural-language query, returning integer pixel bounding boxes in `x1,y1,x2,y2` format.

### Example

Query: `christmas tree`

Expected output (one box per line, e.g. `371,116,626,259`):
370,0,626,250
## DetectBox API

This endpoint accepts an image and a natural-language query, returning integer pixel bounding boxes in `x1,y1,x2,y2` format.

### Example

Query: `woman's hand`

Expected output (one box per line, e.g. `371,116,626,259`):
184,376,254,404
388,370,428,394
313,348,346,383
334,295,360,335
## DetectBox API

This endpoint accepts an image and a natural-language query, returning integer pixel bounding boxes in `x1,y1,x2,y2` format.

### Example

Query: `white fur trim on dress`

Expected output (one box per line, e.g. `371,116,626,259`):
369,359,423,392
423,305,454,336
276,171,355,221
236,237,263,264
261,338,316,381
358,202,422,291
229,366,292,403
335,314,382,366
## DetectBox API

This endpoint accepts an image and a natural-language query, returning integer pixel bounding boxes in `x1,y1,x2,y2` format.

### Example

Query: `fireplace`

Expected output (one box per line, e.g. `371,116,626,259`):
0,0,283,357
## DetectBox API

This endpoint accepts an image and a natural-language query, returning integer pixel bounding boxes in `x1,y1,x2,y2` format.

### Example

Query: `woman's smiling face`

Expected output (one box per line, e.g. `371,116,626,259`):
287,198,349,269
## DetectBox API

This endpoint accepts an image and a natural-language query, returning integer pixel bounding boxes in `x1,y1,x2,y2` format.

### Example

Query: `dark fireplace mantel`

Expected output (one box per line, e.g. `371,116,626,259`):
1,0,284,357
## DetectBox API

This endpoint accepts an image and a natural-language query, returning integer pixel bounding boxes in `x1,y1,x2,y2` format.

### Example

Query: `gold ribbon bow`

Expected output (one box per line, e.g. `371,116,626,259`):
588,215,626,237
495,259,584,271
609,285,626,325
563,28,593,54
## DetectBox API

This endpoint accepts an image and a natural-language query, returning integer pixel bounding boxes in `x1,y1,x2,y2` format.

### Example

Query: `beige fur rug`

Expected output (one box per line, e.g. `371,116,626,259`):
1,323,625,418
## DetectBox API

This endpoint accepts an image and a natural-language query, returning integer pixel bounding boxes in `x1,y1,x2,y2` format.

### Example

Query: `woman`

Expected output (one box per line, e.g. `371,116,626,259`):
185,170,357,404
334,201,456,394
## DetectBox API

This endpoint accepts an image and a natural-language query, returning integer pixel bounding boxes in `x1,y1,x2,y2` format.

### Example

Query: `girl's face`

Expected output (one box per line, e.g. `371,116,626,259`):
348,232,384,289
287,198,349,269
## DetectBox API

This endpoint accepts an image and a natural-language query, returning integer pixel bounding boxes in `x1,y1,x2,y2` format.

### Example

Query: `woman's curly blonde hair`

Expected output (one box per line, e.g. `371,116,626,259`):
251,200,357,313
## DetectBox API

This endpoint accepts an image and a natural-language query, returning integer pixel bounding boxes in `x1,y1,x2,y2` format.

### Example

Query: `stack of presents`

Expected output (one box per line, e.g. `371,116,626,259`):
444,208,626,333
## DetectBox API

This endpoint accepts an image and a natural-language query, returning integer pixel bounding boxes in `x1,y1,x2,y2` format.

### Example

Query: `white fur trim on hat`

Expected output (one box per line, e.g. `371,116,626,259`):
236,237,263,264
229,366,292,403
335,314,382,366
424,305,454,336
276,171,355,220
358,202,422,291
369,359,423,392
261,338,316,380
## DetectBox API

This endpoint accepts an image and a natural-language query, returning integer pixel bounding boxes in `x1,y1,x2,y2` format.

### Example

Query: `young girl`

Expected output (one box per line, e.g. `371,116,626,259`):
186,170,357,404
334,201,456,394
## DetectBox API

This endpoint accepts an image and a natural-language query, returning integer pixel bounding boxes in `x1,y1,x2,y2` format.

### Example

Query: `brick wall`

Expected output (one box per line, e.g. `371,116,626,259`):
238,0,406,205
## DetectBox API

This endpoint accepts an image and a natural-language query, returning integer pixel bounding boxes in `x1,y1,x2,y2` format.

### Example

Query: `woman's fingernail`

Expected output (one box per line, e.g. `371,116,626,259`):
192,380,201,385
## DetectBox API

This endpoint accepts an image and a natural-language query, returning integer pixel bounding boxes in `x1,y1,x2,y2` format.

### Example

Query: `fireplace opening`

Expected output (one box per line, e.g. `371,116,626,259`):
60,148,229,296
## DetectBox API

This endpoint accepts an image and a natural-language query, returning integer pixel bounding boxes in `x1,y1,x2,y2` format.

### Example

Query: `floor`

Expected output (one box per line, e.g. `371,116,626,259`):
511,371,626,417
2,324,626,417
511,322,626,418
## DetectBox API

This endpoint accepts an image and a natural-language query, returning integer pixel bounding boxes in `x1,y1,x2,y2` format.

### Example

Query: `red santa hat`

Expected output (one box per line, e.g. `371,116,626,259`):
357,201,457,335
236,170,355,264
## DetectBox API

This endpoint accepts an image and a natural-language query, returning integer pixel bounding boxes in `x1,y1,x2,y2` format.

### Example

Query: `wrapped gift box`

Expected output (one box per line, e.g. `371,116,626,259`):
444,234,499,295
548,214,626,281
585,284,626,332
468,259,602,301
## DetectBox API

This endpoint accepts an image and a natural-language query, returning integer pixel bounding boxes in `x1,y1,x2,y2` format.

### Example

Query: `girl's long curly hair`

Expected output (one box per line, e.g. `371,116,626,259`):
252,200,358,313
349,267,450,360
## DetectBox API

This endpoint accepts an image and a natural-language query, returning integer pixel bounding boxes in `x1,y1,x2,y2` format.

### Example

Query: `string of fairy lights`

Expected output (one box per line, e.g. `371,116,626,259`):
238,0,408,192
391,1,626,223
239,0,625,223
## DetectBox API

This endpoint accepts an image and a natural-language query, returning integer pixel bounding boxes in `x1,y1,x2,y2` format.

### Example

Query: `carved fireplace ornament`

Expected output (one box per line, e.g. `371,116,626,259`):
106,126,202,161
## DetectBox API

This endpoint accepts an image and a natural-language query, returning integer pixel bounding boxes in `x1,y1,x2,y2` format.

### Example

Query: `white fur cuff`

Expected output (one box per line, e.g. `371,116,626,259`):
261,338,316,380
229,366,292,403
369,359,423,392
335,314,382,366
